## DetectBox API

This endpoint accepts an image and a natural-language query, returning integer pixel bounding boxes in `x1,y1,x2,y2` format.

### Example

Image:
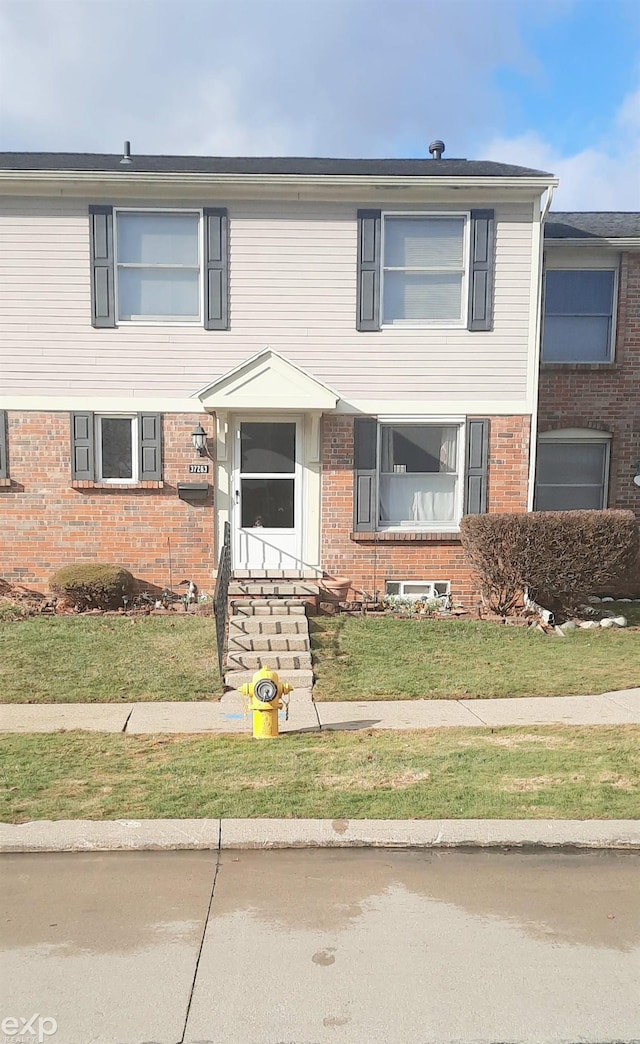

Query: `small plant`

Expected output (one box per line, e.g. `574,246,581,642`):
383,594,446,616
50,564,135,611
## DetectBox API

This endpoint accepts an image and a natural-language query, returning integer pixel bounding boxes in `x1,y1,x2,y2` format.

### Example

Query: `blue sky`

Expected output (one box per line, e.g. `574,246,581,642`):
0,0,638,207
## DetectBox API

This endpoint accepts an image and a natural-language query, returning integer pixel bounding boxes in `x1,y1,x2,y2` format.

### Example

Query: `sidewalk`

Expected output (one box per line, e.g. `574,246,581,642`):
1,687,639,733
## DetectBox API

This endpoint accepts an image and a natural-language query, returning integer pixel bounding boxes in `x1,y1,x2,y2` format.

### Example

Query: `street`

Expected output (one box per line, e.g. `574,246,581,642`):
1,847,639,1044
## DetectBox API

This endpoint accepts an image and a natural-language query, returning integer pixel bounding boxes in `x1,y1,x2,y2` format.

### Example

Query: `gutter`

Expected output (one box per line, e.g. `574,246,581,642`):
0,169,560,193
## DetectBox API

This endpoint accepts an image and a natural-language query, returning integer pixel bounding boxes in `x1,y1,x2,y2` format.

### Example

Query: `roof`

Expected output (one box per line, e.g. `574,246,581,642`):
545,212,640,240
0,152,553,179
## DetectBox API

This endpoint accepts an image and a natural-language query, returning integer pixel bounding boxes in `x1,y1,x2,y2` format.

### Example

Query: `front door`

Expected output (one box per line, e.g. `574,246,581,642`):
232,417,303,570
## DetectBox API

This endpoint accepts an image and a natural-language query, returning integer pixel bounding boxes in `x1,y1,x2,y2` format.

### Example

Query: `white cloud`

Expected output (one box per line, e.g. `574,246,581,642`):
0,0,542,156
485,87,640,209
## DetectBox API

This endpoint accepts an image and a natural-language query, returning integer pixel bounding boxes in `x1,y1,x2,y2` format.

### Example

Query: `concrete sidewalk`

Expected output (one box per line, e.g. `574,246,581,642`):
1,687,639,733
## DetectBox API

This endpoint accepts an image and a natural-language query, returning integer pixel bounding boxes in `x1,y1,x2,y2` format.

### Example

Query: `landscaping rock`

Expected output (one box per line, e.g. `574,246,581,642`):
579,621,600,630
600,618,615,628
612,616,628,628
602,597,615,602
559,620,577,634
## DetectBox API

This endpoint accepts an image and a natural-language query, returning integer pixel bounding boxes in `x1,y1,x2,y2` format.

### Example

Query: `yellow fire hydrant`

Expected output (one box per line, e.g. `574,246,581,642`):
240,667,292,739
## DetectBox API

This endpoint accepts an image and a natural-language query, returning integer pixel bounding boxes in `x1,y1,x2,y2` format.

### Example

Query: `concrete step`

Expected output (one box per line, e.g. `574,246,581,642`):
230,602,306,617
225,668,314,690
233,570,322,580
226,650,313,671
228,635,310,654
228,583,319,598
228,616,309,635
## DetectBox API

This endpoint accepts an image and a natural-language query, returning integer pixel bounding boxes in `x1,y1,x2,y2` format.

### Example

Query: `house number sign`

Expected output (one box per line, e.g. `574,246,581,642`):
189,464,209,474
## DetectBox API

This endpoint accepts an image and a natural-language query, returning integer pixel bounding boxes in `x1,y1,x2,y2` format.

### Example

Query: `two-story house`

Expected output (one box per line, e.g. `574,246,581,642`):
1,147,559,603
537,213,640,519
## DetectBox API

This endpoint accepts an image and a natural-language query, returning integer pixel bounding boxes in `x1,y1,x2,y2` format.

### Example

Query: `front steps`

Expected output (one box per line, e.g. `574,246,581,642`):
223,585,318,691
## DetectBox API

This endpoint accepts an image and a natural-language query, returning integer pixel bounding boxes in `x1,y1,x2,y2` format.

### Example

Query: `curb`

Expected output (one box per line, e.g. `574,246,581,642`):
1,818,639,853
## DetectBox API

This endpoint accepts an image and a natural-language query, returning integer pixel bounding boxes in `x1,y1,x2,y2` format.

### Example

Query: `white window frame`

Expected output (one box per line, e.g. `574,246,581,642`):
113,207,204,326
385,580,451,599
381,211,470,329
376,416,465,532
95,415,139,484
541,267,618,364
535,428,611,510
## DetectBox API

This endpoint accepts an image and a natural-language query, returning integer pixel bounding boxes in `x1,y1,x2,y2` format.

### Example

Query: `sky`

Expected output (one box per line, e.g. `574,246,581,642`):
0,0,638,209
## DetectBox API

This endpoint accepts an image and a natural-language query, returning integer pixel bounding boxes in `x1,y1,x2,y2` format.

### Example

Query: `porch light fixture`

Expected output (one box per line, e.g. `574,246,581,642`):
634,462,640,488
191,422,208,457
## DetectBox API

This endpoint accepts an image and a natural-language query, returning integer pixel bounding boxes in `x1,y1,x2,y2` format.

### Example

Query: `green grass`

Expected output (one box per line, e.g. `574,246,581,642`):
1,727,638,822
0,616,221,703
311,616,640,700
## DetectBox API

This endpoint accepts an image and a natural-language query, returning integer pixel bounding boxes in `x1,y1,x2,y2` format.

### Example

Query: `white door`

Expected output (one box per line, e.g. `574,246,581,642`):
232,417,303,570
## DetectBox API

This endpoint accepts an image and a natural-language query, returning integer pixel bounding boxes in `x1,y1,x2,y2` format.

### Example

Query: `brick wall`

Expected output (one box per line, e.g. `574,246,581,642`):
538,252,640,516
320,414,531,604
0,412,215,593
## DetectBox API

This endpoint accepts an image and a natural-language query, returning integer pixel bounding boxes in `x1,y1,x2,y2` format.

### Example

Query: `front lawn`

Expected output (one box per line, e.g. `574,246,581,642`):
311,616,640,700
1,726,638,822
0,616,220,703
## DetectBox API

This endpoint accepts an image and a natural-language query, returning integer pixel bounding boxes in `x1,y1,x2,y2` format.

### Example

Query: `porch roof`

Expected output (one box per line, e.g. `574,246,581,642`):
195,348,340,411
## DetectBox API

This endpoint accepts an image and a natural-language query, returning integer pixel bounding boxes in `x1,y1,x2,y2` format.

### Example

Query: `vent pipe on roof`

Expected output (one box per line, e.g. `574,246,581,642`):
120,141,132,165
428,140,445,160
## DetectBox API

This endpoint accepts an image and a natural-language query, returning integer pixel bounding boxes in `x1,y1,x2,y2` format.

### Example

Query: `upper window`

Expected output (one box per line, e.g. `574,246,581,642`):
115,211,201,323
542,269,616,362
379,423,461,527
382,215,467,326
535,432,610,510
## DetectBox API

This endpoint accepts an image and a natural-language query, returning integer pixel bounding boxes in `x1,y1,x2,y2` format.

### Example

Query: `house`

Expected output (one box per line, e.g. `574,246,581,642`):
4,145,624,606
536,213,640,540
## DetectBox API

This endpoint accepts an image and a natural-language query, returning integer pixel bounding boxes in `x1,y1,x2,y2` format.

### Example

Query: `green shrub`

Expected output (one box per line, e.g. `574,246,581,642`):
50,564,135,611
460,510,639,615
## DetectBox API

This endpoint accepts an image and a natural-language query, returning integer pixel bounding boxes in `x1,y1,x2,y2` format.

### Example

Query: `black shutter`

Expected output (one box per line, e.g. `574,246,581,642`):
139,414,162,481
203,208,229,330
71,413,95,481
356,210,381,331
353,417,378,531
89,205,115,328
0,410,7,479
464,419,489,514
468,210,495,331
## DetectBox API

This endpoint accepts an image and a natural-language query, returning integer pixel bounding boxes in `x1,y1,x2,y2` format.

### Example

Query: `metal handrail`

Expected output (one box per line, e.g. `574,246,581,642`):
213,521,232,677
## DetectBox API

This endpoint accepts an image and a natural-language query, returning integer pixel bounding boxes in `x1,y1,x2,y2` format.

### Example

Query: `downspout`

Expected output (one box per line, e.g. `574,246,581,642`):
526,184,555,511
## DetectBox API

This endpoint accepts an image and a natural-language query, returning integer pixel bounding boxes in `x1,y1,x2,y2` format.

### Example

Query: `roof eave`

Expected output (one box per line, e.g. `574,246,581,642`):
545,236,640,248
0,169,559,192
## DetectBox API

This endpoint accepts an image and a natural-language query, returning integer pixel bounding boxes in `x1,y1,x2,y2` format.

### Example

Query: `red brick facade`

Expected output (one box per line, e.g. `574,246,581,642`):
320,414,531,603
538,252,640,517
0,412,216,593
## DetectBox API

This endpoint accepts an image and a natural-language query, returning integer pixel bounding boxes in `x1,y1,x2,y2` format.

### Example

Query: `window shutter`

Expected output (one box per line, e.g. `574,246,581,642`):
0,410,7,479
468,210,495,331
464,419,489,514
89,205,115,328
139,414,162,481
71,413,95,481
203,208,229,330
356,210,381,331
353,417,378,531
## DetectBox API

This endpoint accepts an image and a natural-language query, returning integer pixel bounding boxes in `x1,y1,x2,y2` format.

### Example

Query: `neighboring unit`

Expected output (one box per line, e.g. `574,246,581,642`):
1,147,635,603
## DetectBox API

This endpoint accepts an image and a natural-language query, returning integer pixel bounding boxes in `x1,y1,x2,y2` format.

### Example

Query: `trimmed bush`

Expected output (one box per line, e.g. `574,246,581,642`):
460,510,639,616
50,564,135,611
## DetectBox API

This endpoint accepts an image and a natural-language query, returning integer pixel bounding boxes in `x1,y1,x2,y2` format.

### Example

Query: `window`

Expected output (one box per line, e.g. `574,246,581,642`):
542,269,616,362
115,211,201,323
382,215,467,325
535,431,610,510
385,580,450,599
379,423,461,527
96,416,138,483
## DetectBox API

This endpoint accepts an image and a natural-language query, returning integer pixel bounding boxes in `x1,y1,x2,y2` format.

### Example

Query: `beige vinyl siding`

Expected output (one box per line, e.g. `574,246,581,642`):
0,197,535,401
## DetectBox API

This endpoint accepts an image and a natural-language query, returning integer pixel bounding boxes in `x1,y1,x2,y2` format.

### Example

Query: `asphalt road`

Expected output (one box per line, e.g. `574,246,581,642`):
1,847,639,1044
